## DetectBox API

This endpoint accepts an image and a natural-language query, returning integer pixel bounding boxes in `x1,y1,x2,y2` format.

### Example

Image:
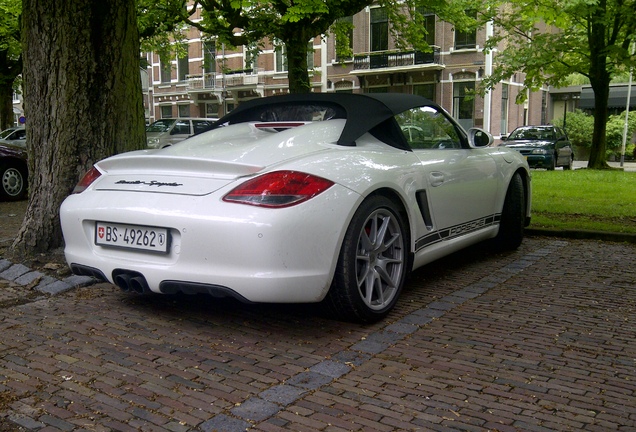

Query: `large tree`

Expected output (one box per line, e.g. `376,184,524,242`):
481,0,636,169
184,0,474,94
13,0,146,257
0,0,21,130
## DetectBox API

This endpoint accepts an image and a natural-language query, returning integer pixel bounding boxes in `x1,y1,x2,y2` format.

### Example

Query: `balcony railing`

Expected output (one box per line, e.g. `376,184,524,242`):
353,48,441,71
187,68,263,91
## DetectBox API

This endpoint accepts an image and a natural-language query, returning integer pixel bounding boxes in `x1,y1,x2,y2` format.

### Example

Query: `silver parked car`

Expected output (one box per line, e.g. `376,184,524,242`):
146,118,217,148
0,126,26,148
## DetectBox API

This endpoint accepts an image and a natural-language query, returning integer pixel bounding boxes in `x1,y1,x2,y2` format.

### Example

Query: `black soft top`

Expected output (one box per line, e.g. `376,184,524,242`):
204,93,442,147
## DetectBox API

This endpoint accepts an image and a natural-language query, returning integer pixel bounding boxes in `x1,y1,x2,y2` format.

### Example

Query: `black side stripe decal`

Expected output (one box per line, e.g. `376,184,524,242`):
415,213,501,252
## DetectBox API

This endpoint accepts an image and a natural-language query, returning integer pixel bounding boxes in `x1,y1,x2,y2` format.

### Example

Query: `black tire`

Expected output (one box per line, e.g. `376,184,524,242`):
547,153,556,170
0,162,27,201
493,172,525,251
323,196,409,323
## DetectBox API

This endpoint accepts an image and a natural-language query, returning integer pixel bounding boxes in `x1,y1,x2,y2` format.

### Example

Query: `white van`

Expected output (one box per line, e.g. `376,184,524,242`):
146,118,217,148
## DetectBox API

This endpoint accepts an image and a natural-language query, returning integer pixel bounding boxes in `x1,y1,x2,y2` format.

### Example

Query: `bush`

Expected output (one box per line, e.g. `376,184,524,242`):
606,111,636,158
553,109,594,148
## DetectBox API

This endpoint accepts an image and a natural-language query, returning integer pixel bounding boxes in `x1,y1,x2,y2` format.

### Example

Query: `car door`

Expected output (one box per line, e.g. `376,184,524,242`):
169,120,192,145
192,119,215,134
396,106,499,236
555,127,573,165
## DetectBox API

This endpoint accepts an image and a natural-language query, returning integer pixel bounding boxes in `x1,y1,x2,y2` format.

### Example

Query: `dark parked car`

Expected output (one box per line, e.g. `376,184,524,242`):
501,125,574,170
0,139,28,201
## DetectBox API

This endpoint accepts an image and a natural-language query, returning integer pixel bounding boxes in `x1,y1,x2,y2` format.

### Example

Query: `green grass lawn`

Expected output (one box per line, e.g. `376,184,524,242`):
530,169,636,234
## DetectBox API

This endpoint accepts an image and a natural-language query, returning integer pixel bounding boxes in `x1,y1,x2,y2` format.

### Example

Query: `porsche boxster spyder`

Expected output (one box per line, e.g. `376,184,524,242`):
60,93,531,323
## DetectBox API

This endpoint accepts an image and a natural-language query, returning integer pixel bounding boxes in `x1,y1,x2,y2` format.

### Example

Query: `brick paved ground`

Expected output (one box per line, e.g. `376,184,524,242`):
0,236,634,431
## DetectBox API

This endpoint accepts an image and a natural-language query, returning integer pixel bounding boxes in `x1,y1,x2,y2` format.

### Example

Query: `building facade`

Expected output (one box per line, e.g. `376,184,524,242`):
145,5,547,139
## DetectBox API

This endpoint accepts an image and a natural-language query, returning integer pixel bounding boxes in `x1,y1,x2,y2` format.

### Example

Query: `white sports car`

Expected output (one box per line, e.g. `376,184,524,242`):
61,93,531,323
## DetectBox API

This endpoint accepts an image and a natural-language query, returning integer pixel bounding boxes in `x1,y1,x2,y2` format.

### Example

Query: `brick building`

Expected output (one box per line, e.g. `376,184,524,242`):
145,5,546,139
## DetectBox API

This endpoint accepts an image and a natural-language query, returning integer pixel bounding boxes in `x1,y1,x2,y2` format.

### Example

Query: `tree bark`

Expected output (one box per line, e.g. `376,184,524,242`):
586,0,611,169
283,29,312,94
14,0,146,257
588,79,610,169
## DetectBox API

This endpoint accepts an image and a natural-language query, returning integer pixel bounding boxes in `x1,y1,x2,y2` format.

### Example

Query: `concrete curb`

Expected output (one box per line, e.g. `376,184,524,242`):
0,258,96,295
526,227,636,244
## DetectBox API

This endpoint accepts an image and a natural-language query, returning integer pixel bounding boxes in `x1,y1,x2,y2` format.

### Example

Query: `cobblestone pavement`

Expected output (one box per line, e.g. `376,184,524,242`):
0,235,634,431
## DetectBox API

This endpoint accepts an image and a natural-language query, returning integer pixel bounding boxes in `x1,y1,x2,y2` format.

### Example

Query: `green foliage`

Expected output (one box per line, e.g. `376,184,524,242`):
606,110,636,152
0,0,21,86
553,110,595,148
137,0,192,59
564,73,590,86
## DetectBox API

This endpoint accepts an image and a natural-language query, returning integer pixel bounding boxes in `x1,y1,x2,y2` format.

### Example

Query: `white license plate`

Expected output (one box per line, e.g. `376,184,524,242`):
95,222,170,253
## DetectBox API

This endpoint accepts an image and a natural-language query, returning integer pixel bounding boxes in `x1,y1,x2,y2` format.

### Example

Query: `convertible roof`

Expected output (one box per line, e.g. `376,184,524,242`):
205,93,438,146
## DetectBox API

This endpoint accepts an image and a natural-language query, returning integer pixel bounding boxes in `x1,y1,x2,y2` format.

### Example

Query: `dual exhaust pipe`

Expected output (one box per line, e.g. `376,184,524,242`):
113,271,150,294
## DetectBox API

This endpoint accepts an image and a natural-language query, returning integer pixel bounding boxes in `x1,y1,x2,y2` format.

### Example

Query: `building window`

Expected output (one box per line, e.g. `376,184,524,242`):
307,42,314,70
413,84,435,101
245,48,258,71
275,45,287,72
416,8,436,46
203,42,216,74
206,103,219,118
178,52,189,81
178,104,190,117
160,55,172,83
160,105,173,118
335,16,354,62
453,81,475,129
501,83,509,134
541,90,547,125
455,12,476,49
370,7,388,52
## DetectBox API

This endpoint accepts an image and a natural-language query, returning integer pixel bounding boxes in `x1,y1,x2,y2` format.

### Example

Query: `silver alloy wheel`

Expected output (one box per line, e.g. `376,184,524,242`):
355,208,405,310
2,167,23,197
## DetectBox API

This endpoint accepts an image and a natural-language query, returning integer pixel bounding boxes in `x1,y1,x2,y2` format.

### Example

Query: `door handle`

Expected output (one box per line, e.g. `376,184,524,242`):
429,172,444,187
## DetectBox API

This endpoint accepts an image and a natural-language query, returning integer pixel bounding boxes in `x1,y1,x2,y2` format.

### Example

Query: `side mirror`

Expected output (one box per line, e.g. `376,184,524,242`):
467,128,494,148
500,134,508,141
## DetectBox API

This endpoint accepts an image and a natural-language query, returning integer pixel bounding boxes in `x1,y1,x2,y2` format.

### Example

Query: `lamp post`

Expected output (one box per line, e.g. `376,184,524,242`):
563,94,569,131
620,41,634,168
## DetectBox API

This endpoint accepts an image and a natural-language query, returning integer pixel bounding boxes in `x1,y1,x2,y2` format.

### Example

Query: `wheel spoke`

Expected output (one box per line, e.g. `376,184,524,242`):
373,274,385,305
355,208,404,309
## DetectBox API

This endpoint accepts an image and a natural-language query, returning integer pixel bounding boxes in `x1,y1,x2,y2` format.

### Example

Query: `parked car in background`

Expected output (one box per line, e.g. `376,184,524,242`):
0,138,28,201
146,118,217,148
500,125,574,170
61,93,531,323
0,126,26,148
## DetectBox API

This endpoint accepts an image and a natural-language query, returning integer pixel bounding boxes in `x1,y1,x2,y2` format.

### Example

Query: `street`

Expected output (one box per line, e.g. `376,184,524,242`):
0,233,635,431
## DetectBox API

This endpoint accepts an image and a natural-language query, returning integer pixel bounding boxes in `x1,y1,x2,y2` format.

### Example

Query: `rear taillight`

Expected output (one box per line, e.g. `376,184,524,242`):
223,170,334,208
72,167,102,194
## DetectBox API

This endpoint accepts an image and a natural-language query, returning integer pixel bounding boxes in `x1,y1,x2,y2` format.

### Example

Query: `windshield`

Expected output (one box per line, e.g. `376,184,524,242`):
0,128,17,139
146,119,176,133
508,127,556,141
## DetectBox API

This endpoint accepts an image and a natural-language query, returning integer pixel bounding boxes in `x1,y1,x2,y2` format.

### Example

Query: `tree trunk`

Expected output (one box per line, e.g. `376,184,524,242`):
586,0,611,170
0,82,14,130
14,0,146,258
588,80,610,169
283,30,312,94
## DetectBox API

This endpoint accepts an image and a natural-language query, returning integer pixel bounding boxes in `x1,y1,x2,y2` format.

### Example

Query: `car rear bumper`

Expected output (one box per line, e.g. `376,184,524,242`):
60,187,359,303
